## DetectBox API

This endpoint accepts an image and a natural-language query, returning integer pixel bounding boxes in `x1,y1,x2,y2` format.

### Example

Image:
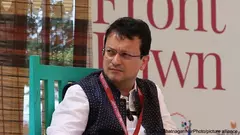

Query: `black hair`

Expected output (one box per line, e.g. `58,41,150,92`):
104,17,152,57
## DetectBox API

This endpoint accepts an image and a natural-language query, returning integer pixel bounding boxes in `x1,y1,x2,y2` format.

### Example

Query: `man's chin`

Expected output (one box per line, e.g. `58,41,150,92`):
107,74,122,83
108,76,120,82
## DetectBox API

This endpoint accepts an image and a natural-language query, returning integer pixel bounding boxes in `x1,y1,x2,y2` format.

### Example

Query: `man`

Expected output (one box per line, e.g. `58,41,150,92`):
47,17,177,135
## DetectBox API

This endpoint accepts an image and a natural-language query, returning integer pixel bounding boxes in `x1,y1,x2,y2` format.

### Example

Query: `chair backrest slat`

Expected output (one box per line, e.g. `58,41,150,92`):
29,55,97,135
44,79,55,129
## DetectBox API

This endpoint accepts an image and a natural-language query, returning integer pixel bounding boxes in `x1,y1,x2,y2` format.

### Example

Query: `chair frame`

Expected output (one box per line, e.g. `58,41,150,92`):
29,55,97,135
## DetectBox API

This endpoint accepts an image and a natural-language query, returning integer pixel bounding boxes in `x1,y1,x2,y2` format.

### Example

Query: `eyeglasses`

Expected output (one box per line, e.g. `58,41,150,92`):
102,48,142,60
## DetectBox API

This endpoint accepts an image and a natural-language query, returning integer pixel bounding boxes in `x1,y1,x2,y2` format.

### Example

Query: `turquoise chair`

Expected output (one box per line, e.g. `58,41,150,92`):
29,55,97,135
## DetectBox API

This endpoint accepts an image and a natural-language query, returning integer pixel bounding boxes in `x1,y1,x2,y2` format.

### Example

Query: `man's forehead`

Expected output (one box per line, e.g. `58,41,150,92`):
107,32,140,41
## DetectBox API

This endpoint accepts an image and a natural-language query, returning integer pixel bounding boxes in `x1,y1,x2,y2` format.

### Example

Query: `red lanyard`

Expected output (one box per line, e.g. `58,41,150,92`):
99,73,144,135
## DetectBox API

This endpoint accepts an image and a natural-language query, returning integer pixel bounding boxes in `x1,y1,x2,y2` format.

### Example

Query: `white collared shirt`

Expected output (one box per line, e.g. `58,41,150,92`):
47,83,178,135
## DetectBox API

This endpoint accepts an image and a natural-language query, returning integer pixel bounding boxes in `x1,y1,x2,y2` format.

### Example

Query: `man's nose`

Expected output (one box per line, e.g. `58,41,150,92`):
111,53,122,65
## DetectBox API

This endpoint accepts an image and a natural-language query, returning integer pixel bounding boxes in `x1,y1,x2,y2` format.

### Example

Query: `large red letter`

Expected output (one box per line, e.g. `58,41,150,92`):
192,52,225,90
93,32,105,68
128,0,134,17
194,0,207,32
94,0,115,24
143,64,148,79
176,0,189,30
211,0,226,34
151,50,192,87
147,0,174,29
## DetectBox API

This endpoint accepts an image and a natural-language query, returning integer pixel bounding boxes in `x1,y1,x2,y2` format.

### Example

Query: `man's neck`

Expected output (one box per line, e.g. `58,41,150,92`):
102,71,135,96
113,80,135,96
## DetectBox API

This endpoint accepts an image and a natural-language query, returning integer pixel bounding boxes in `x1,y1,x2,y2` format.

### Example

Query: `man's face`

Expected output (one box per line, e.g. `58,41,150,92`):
103,32,149,84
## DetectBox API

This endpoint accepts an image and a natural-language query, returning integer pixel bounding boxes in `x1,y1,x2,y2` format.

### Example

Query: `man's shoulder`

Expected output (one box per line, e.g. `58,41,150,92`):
78,69,102,82
62,70,102,99
136,78,160,94
136,77,156,85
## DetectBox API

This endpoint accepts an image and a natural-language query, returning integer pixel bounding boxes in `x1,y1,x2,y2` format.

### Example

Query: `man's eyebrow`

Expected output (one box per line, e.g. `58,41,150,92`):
105,46,133,53
105,45,113,49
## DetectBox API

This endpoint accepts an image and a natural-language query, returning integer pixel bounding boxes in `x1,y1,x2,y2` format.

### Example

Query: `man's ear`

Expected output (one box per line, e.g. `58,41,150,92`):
102,48,105,56
140,55,149,71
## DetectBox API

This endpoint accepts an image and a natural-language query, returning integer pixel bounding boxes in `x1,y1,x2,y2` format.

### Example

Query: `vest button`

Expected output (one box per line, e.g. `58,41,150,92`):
120,101,125,106
120,99,126,106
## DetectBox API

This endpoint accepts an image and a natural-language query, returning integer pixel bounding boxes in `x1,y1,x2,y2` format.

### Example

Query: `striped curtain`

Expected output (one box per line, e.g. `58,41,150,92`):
0,0,92,134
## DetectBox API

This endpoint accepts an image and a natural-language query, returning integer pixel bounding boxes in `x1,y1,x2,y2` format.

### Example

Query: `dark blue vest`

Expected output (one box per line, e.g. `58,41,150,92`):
70,70,165,135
